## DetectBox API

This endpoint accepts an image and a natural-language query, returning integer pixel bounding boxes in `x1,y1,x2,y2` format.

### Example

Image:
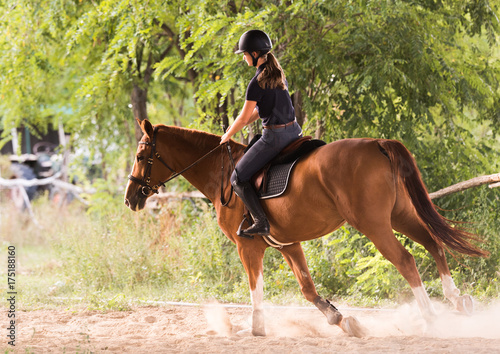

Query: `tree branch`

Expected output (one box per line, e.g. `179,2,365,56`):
159,23,197,82
160,23,186,58
429,173,500,199
159,42,174,61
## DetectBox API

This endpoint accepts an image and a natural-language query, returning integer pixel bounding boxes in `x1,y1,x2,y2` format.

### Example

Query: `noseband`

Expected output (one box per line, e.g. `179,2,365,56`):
128,126,235,205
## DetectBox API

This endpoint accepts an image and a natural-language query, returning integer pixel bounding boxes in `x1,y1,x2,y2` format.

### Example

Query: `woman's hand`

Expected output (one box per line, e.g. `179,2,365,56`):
219,100,258,145
220,131,232,145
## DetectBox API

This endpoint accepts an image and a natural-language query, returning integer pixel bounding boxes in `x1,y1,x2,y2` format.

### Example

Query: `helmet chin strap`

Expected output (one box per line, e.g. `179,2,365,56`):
251,51,268,67
251,52,259,67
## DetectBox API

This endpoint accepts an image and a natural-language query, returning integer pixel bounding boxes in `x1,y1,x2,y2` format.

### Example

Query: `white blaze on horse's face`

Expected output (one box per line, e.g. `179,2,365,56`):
124,166,139,211
124,140,150,211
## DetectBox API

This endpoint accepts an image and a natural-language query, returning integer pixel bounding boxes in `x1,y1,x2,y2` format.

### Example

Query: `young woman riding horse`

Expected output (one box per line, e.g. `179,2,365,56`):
220,30,303,237
125,30,488,338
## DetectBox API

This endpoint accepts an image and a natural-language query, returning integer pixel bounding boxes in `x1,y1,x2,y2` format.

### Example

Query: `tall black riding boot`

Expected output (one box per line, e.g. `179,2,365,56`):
232,180,270,237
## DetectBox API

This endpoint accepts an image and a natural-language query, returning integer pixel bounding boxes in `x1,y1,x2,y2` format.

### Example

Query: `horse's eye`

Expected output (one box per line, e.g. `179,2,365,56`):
137,155,144,162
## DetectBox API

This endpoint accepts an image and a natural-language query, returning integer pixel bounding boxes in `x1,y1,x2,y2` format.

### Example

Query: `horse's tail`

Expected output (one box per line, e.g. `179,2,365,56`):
377,139,488,257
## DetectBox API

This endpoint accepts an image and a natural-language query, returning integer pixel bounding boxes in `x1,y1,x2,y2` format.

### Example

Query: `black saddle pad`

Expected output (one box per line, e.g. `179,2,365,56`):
244,135,326,200
257,159,299,199
256,139,326,200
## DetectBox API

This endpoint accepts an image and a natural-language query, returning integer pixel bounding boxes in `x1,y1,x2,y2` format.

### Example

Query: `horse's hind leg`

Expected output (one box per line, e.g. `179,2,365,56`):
351,213,437,319
392,213,474,315
279,243,367,337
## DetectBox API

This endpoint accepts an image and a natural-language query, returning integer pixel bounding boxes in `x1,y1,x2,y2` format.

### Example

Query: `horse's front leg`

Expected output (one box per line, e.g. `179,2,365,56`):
279,243,368,338
237,240,267,336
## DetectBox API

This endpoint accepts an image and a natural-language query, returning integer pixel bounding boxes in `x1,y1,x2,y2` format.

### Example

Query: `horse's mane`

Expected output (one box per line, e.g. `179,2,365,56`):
155,124,245,151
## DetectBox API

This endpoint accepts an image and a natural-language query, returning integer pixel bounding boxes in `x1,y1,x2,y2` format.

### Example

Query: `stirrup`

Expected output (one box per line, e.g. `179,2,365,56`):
242,222,270,236
237,215,254,239
236,213,270,238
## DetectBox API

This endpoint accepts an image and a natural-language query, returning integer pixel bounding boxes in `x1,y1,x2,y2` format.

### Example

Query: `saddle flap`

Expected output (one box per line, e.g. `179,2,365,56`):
252,171,266,192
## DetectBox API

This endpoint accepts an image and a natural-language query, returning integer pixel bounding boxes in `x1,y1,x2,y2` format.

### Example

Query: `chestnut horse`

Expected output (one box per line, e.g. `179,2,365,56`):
124,119,487,337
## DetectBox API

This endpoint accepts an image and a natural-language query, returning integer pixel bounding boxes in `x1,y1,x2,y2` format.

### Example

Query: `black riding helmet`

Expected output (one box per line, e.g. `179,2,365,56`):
235,30,272,66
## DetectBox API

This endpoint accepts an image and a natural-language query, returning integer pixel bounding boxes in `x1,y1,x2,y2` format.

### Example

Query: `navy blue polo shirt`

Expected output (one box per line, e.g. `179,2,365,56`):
245,63,295,126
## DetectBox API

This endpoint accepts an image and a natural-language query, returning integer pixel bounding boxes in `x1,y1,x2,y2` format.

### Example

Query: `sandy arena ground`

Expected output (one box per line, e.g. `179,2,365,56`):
5,301,500,353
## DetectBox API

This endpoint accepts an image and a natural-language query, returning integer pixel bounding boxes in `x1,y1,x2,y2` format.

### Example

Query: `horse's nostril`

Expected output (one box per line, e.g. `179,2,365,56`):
124,199,130,207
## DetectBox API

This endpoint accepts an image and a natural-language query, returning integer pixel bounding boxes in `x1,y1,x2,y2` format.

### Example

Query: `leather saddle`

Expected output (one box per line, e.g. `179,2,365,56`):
244,135,326,198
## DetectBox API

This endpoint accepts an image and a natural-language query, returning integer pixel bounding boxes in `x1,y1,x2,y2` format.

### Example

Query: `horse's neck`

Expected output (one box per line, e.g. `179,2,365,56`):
158,126,243,202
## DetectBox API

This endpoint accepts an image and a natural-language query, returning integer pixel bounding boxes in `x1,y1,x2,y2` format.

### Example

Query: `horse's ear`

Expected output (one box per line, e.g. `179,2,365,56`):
139,119,154,138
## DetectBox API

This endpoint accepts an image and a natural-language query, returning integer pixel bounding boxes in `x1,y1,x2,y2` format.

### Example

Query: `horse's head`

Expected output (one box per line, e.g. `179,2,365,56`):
124,119,174,211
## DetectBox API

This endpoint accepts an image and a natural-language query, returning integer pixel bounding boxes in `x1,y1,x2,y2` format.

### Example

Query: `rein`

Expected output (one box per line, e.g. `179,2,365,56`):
220,143,235,207
128,126,234,206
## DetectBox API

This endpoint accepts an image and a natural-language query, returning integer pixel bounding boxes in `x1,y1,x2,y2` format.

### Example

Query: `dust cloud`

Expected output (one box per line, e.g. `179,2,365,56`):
203,300,500,339
203,302,233,336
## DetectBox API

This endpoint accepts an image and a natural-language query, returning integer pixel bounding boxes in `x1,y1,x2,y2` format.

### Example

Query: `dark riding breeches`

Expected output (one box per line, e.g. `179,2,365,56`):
231,122,303,184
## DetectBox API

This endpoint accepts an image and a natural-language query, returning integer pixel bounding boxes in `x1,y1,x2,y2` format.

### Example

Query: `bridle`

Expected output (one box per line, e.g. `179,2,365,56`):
128,126,173,197
128,126,234,206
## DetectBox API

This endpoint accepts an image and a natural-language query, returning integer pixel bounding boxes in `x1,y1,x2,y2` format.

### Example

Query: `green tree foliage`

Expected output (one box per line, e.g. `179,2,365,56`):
2,1,498,142
0,1,76,134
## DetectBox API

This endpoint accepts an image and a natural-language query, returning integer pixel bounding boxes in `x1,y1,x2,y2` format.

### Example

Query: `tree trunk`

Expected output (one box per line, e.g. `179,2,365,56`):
315,119,325,140
217,92,229,132
131,84,148,142
292,91,306,127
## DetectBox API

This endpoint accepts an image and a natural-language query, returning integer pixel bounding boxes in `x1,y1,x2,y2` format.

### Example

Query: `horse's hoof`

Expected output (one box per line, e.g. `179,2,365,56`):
252,328,266,336
235,324,264,336
339,316,368,338
456,295,474,316
252,309,266,336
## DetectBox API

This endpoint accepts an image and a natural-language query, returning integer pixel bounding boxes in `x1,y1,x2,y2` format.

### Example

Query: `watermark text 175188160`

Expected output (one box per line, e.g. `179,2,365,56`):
7,245,16,346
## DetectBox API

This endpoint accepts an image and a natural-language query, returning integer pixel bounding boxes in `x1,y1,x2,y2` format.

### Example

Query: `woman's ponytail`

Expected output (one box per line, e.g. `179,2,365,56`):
257,53,286,90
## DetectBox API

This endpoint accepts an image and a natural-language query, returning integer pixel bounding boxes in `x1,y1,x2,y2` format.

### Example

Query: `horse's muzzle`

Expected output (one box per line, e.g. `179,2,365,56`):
124,180,147,211
124,195,146,211
124,197,136,211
